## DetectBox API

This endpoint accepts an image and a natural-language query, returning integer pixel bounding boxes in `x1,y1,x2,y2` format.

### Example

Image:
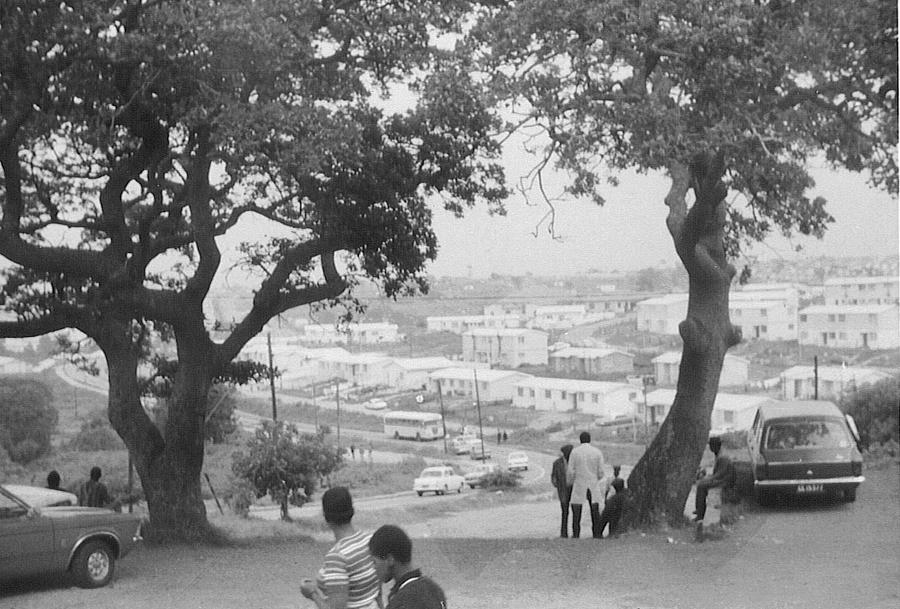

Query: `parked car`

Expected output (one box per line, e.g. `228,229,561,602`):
0,484,143,588
506,451,529,472
746,401,864,505
364,398,388,411
413,466,465,496
1,484,78,508
464,462,500,488
469,443,492,460
449,435,479,455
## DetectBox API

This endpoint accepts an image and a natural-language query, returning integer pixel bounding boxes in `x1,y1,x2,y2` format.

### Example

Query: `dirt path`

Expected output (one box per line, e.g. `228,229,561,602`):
3,465,897,609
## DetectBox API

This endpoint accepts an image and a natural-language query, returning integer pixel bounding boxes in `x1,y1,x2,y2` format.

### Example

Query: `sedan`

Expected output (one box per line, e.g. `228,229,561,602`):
413,466,465,496
0,484,143,588
1,484,78,508
506,451,529,472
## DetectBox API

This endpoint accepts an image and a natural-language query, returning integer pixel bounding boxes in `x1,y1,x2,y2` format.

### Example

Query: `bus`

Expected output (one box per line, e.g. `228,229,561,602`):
383,411,444,441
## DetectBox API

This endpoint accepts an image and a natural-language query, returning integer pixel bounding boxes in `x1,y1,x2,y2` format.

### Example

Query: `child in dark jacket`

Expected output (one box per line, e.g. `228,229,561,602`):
598,477,626,538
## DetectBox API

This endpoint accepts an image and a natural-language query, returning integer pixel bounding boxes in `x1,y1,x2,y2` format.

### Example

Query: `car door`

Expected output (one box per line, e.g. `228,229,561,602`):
0,490,56,580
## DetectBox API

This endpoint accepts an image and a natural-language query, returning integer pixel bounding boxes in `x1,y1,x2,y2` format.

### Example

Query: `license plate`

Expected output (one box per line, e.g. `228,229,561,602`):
797,484,823,493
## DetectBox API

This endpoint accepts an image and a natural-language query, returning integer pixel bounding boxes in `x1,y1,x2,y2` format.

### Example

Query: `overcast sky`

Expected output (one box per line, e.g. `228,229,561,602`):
425,158,899,279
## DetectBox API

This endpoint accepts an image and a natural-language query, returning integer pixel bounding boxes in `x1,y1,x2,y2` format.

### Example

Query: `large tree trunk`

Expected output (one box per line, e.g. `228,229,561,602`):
102,316,214,541
625,152,742,527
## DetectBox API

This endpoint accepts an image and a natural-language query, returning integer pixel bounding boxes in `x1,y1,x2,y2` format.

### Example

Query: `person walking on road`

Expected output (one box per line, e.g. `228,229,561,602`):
550,444,574,538
369,524,447,609
566,431,606,538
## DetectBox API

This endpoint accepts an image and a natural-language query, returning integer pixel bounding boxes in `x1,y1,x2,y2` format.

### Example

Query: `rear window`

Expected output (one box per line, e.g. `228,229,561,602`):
764,420,851,450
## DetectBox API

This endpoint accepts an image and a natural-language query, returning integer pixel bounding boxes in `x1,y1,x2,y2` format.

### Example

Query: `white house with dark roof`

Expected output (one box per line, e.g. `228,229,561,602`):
549,347,635,376
729,289,799,341
313,351,392,387
461,328,548,367
511,377,639,419
779,365,893,401
652,351,750,387
798,304,899,349
523,304,588,330
301,322,401,345
644,389,774,435
428,367,532,403
824,276,899,306
425,314,523,334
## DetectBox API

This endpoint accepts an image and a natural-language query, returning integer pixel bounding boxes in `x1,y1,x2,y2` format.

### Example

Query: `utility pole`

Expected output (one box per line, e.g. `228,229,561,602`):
335,378,341,449
267,333,278,422
473,368,486,460
813,355,819,400
437,380,448,454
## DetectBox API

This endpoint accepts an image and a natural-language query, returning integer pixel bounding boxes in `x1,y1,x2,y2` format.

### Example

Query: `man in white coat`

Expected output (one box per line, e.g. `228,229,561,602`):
566,431,606,538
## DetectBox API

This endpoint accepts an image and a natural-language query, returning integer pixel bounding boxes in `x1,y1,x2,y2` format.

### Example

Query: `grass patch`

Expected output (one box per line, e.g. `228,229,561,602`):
330,456,428,497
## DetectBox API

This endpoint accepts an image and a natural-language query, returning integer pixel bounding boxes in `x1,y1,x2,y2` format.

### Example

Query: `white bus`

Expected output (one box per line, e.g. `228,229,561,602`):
383,411,444,441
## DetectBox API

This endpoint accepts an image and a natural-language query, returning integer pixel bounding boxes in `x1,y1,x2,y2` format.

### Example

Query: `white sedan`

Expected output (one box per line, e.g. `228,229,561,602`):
1,484,78,507
506,451,529,472
413,466,465,496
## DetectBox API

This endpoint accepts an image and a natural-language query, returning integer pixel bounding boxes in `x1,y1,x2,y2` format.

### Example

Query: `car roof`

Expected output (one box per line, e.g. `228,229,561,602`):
757,400,844,420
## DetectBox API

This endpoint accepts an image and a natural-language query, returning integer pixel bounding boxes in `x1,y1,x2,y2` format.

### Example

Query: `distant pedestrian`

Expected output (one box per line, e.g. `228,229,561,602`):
46,470,61,490
566,431,606,538
369,524,447,609
300,487,381,609
597,478,626,538
350,444,356,460
367,441,374,464
497,430,502,444
78,466,112,508
550,444,574,538
502,430,508,442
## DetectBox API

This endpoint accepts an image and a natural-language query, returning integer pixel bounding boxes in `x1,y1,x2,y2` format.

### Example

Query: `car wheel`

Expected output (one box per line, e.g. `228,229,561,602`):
756,489,775,507
469,484,476,489
71,540,115,588
524,466,528,471
457,484,462,493
843,487,857,502
417,491,423,496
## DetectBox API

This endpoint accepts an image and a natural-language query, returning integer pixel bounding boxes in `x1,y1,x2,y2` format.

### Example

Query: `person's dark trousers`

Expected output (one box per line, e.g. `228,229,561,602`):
589,502,602,538
559,501,570,537
694,481,710,521
570,503,582,538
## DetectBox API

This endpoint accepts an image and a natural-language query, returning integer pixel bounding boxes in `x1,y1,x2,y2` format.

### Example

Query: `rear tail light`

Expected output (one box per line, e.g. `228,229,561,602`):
851,461,862,477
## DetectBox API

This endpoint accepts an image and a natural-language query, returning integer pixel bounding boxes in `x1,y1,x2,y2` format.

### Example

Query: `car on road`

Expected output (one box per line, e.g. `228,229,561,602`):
449,435,480,455
413,466,465,496
506,451,529,472
0,484,143,588
469,444,492,460
1,484,78,508
746,401,864,505
364,398,388,411
464,462,500,488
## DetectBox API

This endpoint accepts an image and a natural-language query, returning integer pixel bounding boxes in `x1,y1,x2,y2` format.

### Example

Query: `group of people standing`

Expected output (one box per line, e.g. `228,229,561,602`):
300,486,446,609
46,465,114,508
550,431,625,539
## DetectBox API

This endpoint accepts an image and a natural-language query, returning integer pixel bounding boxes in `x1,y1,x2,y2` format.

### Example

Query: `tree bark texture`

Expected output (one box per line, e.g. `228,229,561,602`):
625,152,741,527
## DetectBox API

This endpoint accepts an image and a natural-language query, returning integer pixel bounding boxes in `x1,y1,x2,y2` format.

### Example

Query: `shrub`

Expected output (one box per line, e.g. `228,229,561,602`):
205,386,238,444
480,469,522,490
225,478,257,518
68,415,124,451
544,421,564,434
0,378,57,464
840,376,900,449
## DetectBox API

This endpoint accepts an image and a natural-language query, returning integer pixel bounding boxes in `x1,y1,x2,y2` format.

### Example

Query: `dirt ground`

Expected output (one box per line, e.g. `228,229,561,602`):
2,464,898,609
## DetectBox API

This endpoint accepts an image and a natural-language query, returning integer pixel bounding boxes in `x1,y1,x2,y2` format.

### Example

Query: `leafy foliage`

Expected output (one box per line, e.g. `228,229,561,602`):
204,386,239,444
231,421,343,519
480,469,522,490
840,376,900,449
68,414,125,451
0,378,57,464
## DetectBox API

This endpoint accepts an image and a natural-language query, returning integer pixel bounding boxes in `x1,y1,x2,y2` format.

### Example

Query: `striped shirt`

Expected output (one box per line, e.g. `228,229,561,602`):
321,530,381,609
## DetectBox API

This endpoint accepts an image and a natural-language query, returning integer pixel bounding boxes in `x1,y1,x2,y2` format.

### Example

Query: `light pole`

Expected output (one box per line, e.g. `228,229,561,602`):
437,380,448,453
473,368,486,460
335,378,342,450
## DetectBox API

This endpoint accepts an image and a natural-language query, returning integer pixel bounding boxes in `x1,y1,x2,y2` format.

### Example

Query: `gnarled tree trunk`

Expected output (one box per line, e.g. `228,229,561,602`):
626,152,742,527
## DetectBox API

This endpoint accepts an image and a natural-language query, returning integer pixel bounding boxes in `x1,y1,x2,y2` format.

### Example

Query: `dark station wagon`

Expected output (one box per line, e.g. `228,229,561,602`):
746,401,865,505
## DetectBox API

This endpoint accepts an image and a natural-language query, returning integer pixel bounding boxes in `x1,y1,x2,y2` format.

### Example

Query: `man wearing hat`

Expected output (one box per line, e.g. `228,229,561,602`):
300,487,382,609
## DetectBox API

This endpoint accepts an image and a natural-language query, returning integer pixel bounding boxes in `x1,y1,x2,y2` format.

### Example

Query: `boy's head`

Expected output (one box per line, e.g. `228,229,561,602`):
89,466,102,481
612,464,621,476
579,431,591,444
612,478,625,493
369,524,413,583
708,436,723,454
322,487,354,525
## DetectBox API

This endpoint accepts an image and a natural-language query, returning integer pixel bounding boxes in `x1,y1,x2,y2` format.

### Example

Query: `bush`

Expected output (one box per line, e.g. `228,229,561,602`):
68,415,124,451
544,421,564,434
480,469,522,490
0,378,57,464
205,386,238,444
225,478,257,518
840,376,900,449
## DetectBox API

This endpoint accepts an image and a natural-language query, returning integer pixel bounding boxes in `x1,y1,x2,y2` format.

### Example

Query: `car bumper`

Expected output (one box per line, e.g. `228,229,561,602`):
755,476,865,489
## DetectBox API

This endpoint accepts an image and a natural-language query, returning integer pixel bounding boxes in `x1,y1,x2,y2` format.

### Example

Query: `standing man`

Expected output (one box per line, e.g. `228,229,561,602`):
550,444,574,538
368,524,447,609
694,436,735,522
78,466,112,508
566,431,606,538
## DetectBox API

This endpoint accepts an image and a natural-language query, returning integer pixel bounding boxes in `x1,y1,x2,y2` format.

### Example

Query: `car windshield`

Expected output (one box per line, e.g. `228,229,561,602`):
764,420,851,450
421,470,443,477
510,452,526,459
